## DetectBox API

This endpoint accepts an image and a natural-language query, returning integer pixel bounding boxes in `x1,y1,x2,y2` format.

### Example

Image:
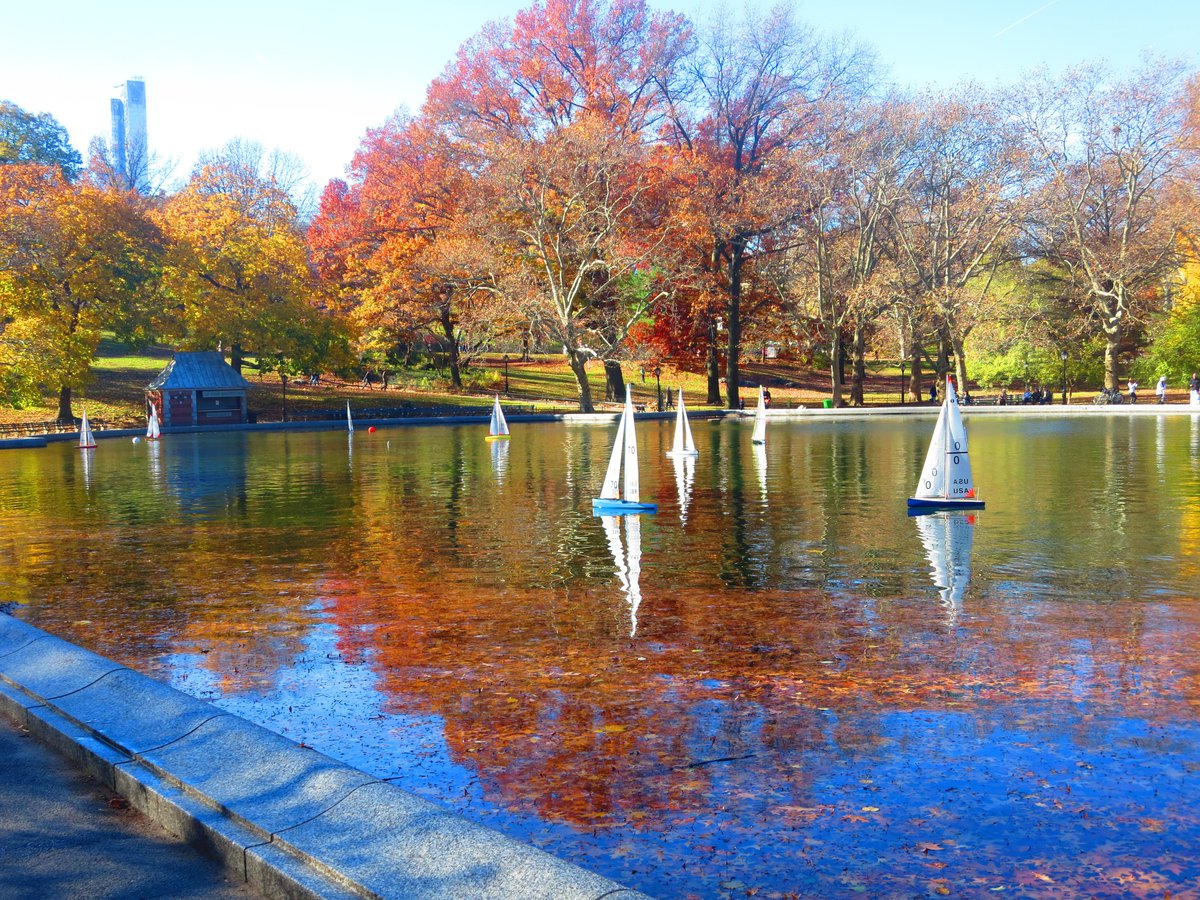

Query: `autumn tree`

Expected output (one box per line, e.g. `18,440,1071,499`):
0,165,163,419
668,5,869,408
881,87,1026,395
425,0,692,410
159,142,325,373
310,115,504,389
1010,61,1195,390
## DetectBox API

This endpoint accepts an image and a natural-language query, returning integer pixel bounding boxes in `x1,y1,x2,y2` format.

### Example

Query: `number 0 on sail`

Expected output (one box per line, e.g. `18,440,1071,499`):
908,376,984,511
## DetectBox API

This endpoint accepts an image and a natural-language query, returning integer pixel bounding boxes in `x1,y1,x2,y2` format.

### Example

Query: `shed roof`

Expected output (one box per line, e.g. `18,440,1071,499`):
148,352,252,390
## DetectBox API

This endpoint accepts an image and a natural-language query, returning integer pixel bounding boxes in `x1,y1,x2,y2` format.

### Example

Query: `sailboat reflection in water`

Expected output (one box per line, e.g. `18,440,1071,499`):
490,437,510,485
913,511,976,624
671,455,696,525
601,514,643,637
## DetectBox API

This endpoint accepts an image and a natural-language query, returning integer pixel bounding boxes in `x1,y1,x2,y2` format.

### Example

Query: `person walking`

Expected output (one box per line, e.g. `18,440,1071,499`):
1189,372,1200,407
1128,379,1138,404
1156,375,1168,403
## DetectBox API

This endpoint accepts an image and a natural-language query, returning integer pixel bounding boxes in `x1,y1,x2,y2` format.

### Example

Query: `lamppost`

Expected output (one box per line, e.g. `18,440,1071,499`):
654,366,662,412
503,354,509,394
1060,351,1068,405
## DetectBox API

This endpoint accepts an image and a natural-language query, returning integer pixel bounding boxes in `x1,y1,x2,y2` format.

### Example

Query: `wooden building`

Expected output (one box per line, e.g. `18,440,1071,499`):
147,352,252,427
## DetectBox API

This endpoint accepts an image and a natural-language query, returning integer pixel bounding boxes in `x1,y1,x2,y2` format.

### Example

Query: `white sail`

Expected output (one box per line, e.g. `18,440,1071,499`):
667,388,698,457
913,377,978,503
751,385,767,444
913,401,949,499
346,401,354,433
146,404,160,440
599,404,626,501
78,407,96,449
489,395,510,436
622,385,640,504
915,511,975,623
941,378,976,501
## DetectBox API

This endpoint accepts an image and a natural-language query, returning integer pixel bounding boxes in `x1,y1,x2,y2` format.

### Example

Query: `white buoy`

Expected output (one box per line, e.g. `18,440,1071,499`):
132,436,141,444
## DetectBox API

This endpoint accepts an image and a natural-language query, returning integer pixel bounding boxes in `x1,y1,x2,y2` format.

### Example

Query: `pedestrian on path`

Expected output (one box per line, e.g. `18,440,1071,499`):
1157,375,1167,403
1189,372,1199,407
1128,379,1139,403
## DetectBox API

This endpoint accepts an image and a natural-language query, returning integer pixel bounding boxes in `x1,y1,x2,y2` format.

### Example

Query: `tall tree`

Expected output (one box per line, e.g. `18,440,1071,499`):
884,87,1025,393
310,115,503,389
159,143,318,372
1010,61,1194,390
0,101,82,181
0,165,163,419
674,4,868,408
425,0,692,410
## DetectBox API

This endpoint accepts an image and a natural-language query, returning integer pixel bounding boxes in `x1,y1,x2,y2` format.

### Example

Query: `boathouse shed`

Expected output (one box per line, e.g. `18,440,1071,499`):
147,352,252,427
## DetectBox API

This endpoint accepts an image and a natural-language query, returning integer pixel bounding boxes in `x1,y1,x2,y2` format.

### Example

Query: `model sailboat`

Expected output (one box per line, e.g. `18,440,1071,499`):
346,401,354,434
486,395,510,441
666,388,698,458
146,403,161,441
592,385,657,515
908,376,984,510
751,386,767,444
78,406,97,450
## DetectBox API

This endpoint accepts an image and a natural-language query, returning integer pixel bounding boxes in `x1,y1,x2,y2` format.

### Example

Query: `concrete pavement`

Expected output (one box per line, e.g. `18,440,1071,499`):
0,712,257,900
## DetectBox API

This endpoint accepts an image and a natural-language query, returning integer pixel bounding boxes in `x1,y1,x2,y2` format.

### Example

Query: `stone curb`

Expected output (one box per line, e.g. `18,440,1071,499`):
0,614,647,900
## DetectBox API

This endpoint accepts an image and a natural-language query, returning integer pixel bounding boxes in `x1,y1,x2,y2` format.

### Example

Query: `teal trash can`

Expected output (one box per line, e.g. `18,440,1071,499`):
822,399,833,408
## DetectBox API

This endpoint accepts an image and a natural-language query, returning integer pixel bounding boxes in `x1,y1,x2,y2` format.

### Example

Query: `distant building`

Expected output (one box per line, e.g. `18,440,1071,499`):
147,352,252,427
109,78,148,192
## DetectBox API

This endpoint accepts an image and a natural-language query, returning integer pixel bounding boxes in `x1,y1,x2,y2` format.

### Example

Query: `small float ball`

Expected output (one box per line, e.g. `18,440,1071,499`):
368,426,376,433
132,436,141,443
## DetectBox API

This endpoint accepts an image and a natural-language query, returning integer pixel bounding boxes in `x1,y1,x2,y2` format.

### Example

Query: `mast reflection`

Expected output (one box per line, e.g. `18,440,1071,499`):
671,454,695,525
912,510,975,624
600,514,642,637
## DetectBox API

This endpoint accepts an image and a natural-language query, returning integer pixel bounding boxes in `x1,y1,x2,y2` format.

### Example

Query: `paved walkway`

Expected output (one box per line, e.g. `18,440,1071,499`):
0,713,257,900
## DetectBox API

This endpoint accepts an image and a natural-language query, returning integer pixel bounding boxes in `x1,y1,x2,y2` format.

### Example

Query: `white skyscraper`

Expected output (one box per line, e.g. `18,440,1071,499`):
109,78,148,192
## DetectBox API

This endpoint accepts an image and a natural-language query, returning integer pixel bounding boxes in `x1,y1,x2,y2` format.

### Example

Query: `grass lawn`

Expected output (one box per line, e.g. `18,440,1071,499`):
0,339,937,430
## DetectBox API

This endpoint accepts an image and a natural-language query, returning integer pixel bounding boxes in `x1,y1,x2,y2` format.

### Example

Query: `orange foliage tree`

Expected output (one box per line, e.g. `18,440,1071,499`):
0,165,163,418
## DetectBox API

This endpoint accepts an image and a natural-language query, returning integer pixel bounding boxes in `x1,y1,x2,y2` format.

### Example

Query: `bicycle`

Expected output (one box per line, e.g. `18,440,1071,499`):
1092,388,1125,406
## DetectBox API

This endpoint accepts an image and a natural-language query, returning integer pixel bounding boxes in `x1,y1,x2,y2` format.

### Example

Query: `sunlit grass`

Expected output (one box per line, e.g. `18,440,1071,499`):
1,338,924,429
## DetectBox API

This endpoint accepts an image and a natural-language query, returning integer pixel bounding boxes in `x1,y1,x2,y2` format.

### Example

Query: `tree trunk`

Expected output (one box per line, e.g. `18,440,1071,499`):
850,323,866,406
57,385,73,423
603,360,625,402
231,343,244,374
908,338,923,402
936,330,951,384
951,332,968,392
440,303,462,389
569,352,595,413
706,320,722,405
1102,300,1122,390
828,331,844,407
724,249,745,410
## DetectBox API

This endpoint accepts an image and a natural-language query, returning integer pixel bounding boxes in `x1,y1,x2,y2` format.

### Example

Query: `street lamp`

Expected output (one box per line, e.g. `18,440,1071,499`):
503,354,509,394
654,366,662,412
1060,351,1068,405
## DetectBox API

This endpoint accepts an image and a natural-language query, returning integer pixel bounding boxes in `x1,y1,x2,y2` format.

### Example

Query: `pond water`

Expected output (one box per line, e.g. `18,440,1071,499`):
3,413,1200,898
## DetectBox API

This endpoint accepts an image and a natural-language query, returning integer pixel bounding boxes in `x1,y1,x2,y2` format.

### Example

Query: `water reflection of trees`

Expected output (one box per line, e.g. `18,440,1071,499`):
3,420,1200,875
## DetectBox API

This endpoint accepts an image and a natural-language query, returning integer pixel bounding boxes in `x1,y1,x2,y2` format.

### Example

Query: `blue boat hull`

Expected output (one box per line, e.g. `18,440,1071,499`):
907,497,985,512
592,499,658,515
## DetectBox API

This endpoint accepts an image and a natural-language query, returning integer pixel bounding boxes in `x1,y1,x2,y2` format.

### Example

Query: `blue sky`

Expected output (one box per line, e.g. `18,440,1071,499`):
2,1,1196,190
